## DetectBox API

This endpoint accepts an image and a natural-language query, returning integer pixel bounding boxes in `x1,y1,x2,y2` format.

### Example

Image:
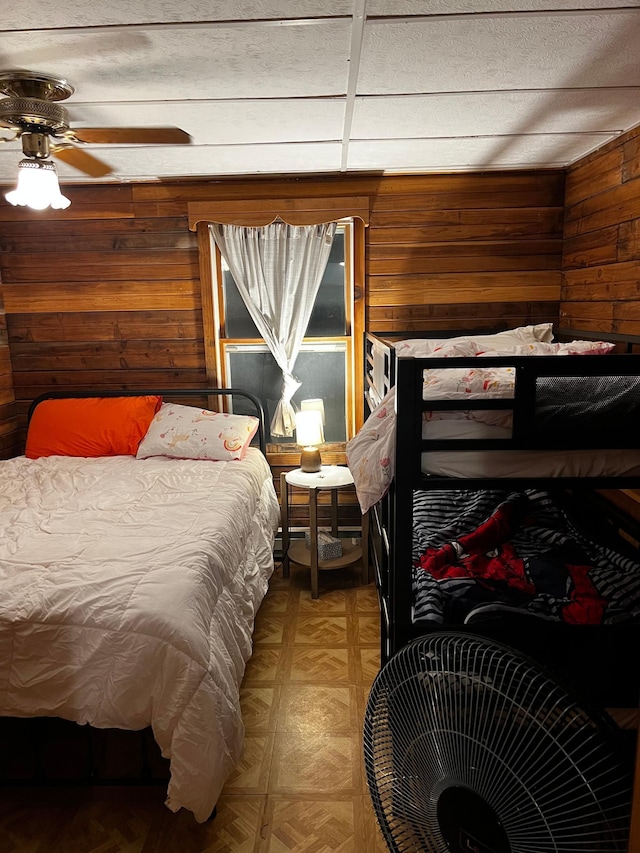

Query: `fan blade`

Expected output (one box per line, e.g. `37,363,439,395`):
52,144,113,178
71,127,191,145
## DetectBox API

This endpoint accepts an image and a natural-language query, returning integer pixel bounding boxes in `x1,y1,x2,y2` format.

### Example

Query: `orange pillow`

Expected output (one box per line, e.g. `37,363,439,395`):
25,396,162,459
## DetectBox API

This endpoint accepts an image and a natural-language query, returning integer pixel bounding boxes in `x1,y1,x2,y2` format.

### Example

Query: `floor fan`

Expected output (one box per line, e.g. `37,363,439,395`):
363,632,632,852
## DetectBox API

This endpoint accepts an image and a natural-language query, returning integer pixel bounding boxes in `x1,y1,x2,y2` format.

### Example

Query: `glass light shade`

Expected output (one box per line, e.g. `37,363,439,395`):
295,409,324,447
5,159,71,211
296,409,324,473
301,398,325,425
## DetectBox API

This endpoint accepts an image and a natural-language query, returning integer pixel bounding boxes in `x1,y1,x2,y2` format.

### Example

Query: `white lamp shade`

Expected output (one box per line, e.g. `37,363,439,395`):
295,409,324,447
301,398,325,425
5,159,71,211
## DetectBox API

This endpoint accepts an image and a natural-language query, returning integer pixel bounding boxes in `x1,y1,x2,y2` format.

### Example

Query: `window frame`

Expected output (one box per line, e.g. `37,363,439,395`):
195,216,365,462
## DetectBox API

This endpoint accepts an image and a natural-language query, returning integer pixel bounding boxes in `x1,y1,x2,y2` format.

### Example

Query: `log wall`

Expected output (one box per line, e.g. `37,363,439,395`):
0,170,565,525
561,127,640,522
0,273,17,459
367,172,563,334
562,125,640,337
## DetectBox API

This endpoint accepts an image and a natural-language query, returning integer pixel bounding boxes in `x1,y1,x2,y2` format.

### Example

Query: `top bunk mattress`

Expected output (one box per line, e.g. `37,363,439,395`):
351,325,640,512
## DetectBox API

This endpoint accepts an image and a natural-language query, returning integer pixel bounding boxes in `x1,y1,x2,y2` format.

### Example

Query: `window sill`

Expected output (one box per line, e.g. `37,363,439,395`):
266,442,347,468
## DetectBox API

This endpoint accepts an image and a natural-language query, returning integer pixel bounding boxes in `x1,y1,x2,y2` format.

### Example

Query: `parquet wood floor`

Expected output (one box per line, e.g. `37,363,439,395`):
0,561,386,852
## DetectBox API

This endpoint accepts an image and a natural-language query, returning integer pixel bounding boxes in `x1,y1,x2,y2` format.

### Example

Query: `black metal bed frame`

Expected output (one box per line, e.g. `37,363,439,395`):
27,386,268,455
1,386,269,793
364,330,640,710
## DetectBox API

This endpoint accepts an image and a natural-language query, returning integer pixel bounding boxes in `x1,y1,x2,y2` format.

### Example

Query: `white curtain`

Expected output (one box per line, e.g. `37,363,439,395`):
209,220,337,436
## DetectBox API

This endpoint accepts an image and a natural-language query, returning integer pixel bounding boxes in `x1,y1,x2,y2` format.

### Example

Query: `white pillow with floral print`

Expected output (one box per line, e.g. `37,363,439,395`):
422,365,516,428
421,338,614,403
482,339,615,357
394,323,554,358
346,389,396,514
421,338,615,428
423,365,516,401
136,403,259,461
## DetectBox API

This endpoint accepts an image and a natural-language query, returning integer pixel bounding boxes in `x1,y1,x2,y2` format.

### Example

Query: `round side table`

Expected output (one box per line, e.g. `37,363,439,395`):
280,465,368,599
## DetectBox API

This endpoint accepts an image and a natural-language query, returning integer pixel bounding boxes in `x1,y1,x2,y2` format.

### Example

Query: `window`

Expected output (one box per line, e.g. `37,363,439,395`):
209,221,358,451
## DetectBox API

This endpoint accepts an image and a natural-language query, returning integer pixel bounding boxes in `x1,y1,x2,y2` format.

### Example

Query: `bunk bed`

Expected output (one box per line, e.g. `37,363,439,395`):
0,388,280,823
351,326,640,712
352,325,640,849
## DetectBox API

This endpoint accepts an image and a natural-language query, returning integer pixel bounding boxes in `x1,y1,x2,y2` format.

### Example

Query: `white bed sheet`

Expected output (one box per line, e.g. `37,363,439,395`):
422,420,640,478
0,448,280,822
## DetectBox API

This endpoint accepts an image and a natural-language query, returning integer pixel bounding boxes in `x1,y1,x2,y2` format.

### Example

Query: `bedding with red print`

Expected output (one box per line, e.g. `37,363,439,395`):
412,489,640,626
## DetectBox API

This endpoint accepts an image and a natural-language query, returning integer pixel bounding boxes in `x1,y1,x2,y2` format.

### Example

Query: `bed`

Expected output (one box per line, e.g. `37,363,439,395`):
351,324,640,849
0,388,280,823
348,325,640,711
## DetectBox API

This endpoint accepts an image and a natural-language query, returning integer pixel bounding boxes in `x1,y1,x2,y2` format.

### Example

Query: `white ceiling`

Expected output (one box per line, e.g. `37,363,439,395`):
1,0,640,184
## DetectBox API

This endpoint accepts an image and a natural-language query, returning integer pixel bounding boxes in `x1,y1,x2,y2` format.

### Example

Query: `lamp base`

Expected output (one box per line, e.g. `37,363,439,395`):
300,447,322,473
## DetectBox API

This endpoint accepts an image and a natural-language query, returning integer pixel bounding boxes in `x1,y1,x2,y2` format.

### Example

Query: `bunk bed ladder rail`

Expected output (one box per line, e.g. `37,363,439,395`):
511,359,537,445
390,356,424,659
364,332,394,415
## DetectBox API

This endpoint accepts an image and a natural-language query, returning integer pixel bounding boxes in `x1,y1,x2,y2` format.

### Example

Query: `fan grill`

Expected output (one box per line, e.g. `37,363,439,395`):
363,633,632,852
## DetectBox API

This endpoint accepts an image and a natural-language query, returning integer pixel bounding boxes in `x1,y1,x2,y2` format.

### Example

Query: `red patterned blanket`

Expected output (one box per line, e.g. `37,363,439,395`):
412,490,640,625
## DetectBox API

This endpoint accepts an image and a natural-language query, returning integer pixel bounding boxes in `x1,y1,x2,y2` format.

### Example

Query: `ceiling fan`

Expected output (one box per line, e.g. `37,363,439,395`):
0,69,192,209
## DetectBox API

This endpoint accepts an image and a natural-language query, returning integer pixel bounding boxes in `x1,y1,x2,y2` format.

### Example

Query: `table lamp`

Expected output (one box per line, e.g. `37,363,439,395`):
301,398,325,427
295,409,324,473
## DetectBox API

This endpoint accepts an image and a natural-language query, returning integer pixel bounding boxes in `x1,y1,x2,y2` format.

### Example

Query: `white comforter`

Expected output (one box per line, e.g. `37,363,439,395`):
0,448,280,821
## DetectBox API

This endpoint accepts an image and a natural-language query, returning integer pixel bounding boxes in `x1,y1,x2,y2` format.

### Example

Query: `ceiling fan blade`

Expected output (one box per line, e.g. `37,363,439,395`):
52,144,113,177
71,127,191,145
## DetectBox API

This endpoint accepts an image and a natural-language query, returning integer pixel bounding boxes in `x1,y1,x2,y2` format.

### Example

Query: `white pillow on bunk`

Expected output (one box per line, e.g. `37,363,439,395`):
346,388,396,515
483,339,615,357
394,323,553,358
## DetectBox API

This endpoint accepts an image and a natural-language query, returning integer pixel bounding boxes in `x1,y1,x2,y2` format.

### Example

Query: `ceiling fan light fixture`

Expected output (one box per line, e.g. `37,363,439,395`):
5,158,70,210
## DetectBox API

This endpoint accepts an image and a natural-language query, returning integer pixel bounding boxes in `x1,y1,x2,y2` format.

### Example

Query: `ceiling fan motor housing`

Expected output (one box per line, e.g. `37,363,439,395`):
0,97,69,134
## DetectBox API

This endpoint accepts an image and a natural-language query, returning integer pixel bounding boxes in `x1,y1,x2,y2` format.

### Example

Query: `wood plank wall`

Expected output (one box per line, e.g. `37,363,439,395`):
367,171,563,334
561,126,640,521
0,170,564,527
562,125,640,337
0,272,17,459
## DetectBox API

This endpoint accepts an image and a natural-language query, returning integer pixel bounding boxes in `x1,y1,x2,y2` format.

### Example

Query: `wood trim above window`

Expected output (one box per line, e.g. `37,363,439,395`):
188,196,370,229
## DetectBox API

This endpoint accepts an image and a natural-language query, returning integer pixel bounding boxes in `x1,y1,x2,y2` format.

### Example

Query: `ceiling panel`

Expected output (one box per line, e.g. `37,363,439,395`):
0,142,343,183
347,132,612,170
0,0,353,30
1,3,640,184
65,99,346,146
358,11,640,93
0,21,351,101
366,1,640,15
352,89,640,138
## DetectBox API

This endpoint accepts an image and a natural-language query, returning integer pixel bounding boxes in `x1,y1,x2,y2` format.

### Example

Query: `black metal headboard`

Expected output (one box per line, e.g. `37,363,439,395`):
27,388,268,455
